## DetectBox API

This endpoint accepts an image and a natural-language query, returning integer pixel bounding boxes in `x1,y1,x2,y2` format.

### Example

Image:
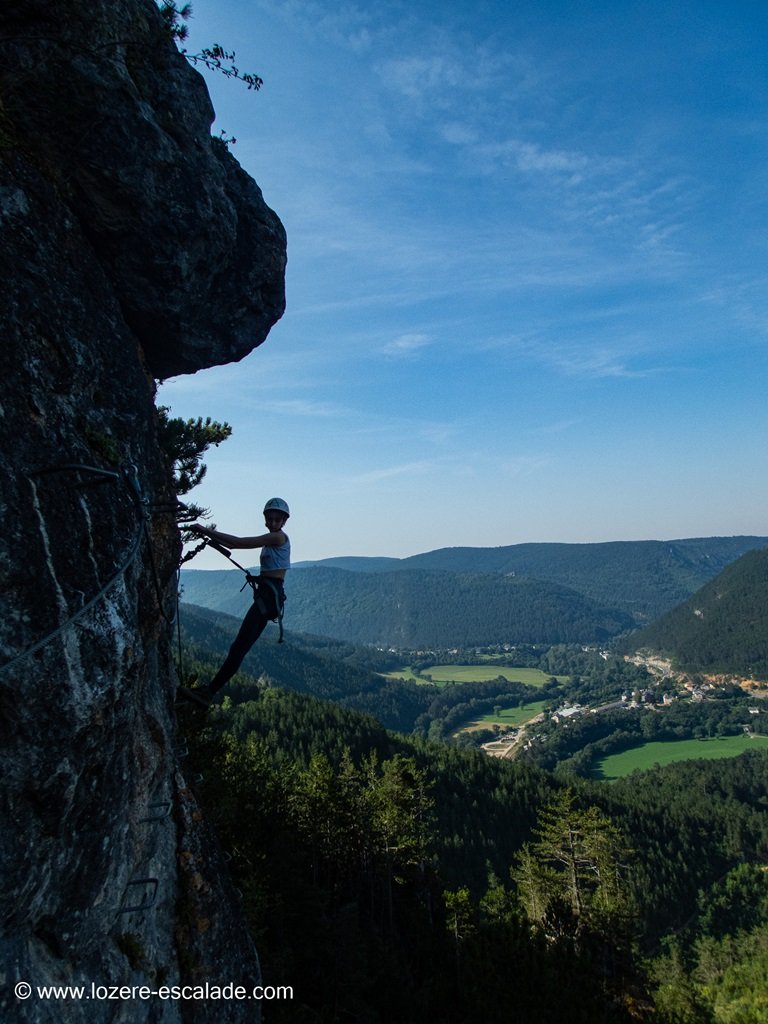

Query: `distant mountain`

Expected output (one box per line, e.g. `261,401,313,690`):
293,555,401,573
181,567,635,648
296,536,768,621
621,546,768,678
182,537,768,649
180,569,255,618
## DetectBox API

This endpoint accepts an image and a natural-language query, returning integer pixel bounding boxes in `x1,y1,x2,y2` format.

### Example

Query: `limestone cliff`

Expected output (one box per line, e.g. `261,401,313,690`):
0,0,286,1020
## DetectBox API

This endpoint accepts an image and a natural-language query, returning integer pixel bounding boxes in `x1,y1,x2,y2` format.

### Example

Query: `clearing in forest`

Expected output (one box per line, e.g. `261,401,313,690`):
593,733,768,781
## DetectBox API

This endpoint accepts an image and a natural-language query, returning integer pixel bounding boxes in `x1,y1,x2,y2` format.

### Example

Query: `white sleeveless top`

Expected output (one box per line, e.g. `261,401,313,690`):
260,535,291,573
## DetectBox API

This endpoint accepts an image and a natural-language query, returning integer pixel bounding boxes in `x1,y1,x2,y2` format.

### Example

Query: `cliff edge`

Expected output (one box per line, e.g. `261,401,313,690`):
0,0,286,1020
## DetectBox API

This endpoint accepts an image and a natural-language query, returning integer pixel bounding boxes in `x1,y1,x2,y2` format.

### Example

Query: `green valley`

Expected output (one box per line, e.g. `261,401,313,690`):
177,538,768,1023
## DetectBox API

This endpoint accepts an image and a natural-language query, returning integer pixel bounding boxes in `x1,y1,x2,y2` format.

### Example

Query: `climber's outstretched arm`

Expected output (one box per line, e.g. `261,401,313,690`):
192,525,285,549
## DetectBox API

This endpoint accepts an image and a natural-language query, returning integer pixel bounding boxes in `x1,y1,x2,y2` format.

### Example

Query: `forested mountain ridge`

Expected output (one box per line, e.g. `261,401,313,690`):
180,586,768,1020
293,535,768,621
181,536,768,648
181,663,768,1024
181,565,636,647
620,546,768,679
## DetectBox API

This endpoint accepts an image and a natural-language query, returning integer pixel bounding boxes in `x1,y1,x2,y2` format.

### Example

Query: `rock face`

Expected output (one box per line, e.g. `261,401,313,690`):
0,1,286,1020
1,0,286,380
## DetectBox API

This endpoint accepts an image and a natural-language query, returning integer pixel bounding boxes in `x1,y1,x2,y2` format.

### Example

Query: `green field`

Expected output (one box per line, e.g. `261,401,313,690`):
382,667,423,683
456,698,548,734
418,665,567,688
593,733,768,782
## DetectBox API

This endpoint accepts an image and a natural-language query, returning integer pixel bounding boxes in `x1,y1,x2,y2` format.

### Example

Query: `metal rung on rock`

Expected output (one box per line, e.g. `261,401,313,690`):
118,878,159,914
140,801,172,823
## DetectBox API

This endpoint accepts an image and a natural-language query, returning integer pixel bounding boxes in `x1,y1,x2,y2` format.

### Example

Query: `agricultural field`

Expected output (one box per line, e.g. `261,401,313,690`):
415,664,567,687
592,733,768,782
454,698,548,735
381,666,423,683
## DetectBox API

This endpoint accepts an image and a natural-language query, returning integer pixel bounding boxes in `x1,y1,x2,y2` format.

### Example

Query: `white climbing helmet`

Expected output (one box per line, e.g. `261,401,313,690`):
263,497,290,518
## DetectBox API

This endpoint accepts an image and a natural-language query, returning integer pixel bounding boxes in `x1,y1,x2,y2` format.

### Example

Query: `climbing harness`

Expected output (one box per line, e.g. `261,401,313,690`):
203,538,286,643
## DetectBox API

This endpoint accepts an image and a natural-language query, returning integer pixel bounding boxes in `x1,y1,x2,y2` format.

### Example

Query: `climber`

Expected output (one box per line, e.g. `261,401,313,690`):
178,497,291,708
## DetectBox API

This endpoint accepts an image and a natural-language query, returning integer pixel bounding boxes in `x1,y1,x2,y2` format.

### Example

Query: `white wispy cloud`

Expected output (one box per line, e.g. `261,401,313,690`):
376,35,537,107
479,138,590,177
419,422,460,445
439,121,478,146
499,454,555,477
377,54,466,101
381,332,435,357
698,275,768,339
252,0,380,53
547,347,660,380
255,398,344,417
353,460,438,483
525,418,582,438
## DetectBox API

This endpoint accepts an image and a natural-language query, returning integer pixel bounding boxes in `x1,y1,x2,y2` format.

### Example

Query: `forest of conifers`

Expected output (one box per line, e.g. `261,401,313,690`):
620,547,768,677
175,540,768,1021
178,636,768,1024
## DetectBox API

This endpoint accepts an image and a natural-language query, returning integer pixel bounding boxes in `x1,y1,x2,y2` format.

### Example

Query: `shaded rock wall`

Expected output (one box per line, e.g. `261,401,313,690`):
0,0,286,1019
1,0,286,379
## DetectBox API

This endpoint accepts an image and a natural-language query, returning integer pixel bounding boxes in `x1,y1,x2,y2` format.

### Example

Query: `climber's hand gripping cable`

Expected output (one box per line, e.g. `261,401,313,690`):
186,528,256,594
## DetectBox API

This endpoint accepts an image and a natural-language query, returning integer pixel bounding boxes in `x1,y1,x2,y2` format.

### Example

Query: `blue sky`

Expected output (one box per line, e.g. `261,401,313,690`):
159,0,768,565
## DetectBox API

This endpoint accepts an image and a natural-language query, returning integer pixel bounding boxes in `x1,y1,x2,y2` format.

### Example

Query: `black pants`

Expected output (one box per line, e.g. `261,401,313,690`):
208,579,285,695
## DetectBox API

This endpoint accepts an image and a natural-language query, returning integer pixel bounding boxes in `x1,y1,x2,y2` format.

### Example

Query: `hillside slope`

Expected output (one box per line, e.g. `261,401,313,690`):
622,546,768,678
181,603,384,701
296,536,768,620
180,604,433,731
181,566,635,647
